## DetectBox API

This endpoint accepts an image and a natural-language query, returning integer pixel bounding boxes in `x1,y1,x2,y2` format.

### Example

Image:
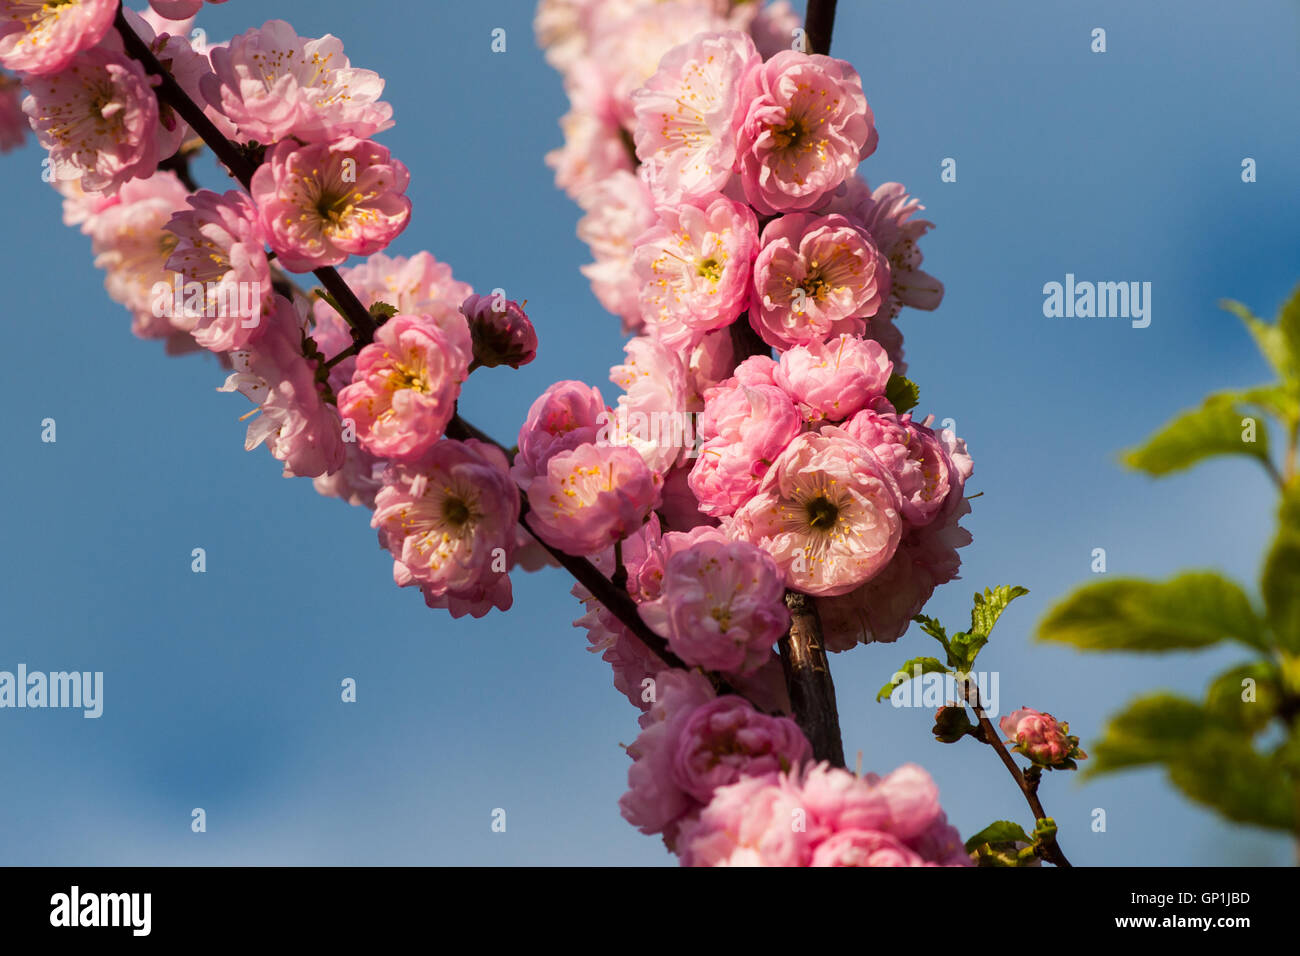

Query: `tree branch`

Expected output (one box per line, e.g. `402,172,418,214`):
969,689,1072,867
114,5,751,710
804,0,839,55
780,591,845,765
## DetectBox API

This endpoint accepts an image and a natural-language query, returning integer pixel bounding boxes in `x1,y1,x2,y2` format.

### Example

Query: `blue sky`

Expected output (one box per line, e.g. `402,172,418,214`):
1,0,1297,865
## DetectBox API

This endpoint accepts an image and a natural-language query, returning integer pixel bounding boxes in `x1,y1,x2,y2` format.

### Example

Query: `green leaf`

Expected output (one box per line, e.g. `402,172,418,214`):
1222,298,1292,380
1167,736,1297,832
1036,572,1270,653
1085,693,1209,775
1276,281,1300,381
1262,481,1300,653
368,300,399,321
876,657,949,702
1208,384,1299,426
1205,662,1282,732
969,585,1029,639
963,820,1031,853
913,614,950,654
1122,395,1271,477
885,374,920,415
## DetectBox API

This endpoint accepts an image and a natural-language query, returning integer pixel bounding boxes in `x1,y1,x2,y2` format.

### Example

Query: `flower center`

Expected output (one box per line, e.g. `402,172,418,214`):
387,357,428,393
696,256,723,283
315,189,355,228
771,115,810,151
805,494,839,531
709,605,733,631
442,496,471,527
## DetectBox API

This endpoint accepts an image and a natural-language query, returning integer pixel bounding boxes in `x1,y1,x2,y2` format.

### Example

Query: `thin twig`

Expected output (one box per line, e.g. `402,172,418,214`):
969,689,1072,867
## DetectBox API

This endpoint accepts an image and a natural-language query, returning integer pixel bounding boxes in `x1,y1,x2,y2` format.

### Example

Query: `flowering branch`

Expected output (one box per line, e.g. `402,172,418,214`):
968,690,1072,867
113,3,749,711
113,4,378,345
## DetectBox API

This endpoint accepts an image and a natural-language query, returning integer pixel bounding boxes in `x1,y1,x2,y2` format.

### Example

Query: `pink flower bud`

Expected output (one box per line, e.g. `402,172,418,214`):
999,707,1086,769
461,293,538,369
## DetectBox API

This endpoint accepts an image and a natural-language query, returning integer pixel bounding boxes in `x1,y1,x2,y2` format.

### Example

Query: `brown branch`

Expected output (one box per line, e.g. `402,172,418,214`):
780,591,845,766
969,690,1072,867
804,0,839,55
114,4,376,343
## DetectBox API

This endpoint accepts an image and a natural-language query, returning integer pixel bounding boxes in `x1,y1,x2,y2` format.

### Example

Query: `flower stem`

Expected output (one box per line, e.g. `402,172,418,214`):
969,689,1072,866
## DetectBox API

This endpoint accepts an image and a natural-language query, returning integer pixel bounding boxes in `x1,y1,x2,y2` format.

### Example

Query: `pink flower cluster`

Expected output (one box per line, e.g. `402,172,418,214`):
678,761,971,867
536,4,976,863
14,7,540,618
1000,707,1088,769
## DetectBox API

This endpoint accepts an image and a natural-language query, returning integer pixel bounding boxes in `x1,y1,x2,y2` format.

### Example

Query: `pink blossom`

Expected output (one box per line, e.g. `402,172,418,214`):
583,0,725,128
147,0,226,20
749,213,889,350
336,314,469,462
322,251,473,374
735,50,876,215
729,429,902,597
604,336,692,475
312,441,384,509
250,138,411,273
22,46,160,192
774,333,893,424
639,537,789,673
633,193,758,348
114,9,212,162
748,0,801,60
630,31,759,204
657,463,715,532
689,383,801,517
677,772,818,866
619,669,716,839
576,170,655,331
202,19,393,145
841,410,955,527
164,189,273,352
511,380,608,487
217,296,345,478
817,488,974,649
672,697,810,804
1000,708,1086,768
461,293,537,369
372,440,519,618
810,830,928,867
0,0,116,75
681,762,964,866
524,442,660,555
576,600,666,712
822,177,943,320
85,171,193,342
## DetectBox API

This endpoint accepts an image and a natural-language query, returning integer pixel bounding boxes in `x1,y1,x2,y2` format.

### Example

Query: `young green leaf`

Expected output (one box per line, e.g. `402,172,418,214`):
1084,693,1208,775
1036,572,1270,653
1167,735,1297,832
1276,280,1300,381
885,374,920,415
969,585,1030,639
1122,395,1271,477
1221,298,1293,380
876,657,949,702
963,820,1032,853
1262,480,1300,653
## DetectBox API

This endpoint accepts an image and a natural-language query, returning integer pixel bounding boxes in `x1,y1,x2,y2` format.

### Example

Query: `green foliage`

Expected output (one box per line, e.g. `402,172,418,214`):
964,820,1031,853
1122,395,1270,476
1262,481,1300,653
1041,285,1300,840
1036,572,1270,653
885,374,920,415
908,586,1028,675
876,657,948,702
